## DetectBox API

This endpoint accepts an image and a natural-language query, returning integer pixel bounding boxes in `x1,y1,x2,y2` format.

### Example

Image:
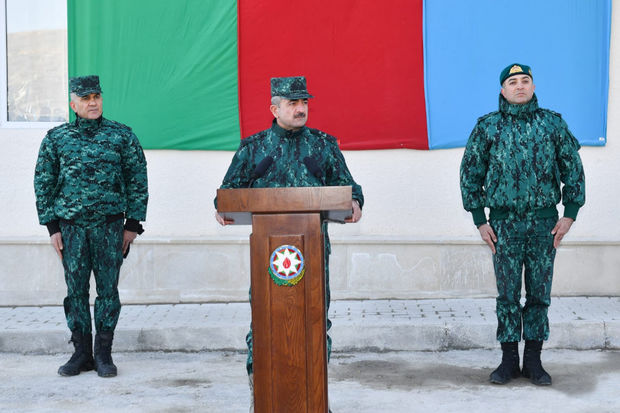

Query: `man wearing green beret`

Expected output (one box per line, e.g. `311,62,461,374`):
34,75,149,378
460,64,585,386
215,76,363,409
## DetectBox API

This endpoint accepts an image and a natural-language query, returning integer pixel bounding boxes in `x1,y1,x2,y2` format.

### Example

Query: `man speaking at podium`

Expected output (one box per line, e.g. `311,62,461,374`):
215,76,364,396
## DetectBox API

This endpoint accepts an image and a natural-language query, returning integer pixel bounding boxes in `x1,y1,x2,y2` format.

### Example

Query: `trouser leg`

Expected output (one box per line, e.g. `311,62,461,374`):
91,219,124,333
523,217,556,341
246,326,254,375
60,222,93,335
323,224,332,361
325,248,332,362
492,220,526,343
246,285,254,375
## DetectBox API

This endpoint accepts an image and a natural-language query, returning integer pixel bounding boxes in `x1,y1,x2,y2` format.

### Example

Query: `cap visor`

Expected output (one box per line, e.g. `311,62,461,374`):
73,89,102,97
282,93,314,99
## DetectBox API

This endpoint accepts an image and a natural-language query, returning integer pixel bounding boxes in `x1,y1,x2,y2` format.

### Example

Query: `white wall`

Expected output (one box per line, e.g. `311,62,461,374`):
2,4,619,305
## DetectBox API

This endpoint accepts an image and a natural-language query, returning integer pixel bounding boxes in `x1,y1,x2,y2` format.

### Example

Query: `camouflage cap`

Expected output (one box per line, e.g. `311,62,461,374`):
70,75,102,97
270,76,314,99
500,63,533,85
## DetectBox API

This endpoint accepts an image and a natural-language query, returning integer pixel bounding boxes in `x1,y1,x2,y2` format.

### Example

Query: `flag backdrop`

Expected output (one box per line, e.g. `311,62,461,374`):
68,0,611,151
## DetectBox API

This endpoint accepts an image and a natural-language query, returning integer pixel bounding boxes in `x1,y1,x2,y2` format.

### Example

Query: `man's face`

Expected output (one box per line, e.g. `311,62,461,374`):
270,98,308,131
70,93,103,119
501,74,535,105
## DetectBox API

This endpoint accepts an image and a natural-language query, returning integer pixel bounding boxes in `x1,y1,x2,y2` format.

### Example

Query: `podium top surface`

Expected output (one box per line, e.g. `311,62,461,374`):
216,186,352,225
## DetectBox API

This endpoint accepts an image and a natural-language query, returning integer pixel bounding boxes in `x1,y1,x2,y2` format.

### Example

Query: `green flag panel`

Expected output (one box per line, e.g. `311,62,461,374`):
68,0,240,150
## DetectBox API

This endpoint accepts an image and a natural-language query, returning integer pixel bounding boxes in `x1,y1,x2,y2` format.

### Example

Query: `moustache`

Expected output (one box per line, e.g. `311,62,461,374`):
294,113,306,119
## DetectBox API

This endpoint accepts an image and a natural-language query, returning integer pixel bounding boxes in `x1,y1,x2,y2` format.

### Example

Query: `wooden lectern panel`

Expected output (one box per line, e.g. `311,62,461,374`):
218,187,350,413
269,233,306,412
251,213,327,413
217,186,352,225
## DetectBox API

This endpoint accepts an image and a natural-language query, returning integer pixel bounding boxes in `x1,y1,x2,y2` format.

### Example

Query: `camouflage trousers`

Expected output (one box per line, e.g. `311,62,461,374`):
245,242,332,375
491,216,557,343
59,219,124,335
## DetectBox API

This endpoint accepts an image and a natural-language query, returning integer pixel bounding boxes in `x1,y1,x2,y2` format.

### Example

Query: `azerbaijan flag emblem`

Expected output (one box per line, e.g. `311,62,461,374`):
269,245,305,287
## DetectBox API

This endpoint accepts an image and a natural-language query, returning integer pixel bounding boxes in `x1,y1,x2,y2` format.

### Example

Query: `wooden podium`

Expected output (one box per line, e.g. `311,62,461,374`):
217,186,353,413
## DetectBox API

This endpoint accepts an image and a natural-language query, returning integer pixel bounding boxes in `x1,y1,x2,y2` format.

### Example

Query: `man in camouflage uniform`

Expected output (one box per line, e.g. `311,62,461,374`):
460,63,585,386
34,75,148,378
215,76,363,404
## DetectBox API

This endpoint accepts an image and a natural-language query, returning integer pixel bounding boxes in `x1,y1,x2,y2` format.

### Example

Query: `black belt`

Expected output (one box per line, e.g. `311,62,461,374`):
489,206,557,221
59,213,125,225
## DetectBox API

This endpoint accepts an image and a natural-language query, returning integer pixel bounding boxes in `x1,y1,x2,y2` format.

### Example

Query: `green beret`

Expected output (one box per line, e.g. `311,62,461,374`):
270,76,314,99
70,75,102,97
499,63,533,85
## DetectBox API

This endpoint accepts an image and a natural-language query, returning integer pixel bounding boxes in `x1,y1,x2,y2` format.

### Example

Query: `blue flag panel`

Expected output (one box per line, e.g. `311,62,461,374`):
424,0,611,149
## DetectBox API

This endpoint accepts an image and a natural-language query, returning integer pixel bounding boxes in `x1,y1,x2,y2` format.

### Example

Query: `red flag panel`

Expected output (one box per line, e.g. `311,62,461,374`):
238,0,428,149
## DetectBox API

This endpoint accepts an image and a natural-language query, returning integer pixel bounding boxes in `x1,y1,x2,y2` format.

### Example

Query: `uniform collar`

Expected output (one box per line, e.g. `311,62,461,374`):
270,118,307,139
499,93,539,117
74,114,103,135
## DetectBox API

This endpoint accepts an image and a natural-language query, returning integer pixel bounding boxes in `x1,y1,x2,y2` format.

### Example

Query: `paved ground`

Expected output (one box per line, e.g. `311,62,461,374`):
1,297,619,354
0,349,618,413
1,297,618,412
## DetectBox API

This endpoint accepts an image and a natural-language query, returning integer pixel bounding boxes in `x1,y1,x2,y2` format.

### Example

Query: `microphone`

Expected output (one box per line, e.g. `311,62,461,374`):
248,156,273,187
303,156,325,185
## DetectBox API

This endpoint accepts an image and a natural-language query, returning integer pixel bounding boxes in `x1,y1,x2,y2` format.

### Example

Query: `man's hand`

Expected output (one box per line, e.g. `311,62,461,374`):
551,217,574,248
51,232,63,260
123,230,137,254
478,223,497,254
346,200,362,223
215,212,234,226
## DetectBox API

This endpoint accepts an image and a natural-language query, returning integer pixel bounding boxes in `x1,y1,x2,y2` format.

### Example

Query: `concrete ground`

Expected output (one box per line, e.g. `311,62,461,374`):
1,297,618,412
0,349,618,413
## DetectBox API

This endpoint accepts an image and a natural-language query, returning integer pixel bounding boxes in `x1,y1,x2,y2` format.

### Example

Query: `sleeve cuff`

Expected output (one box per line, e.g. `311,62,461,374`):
124,218,144,234
46,220,60,236
563,202,580,221
471,208,487,227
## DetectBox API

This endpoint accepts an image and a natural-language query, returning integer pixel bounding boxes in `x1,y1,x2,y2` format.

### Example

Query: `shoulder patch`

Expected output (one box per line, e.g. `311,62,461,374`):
103,118,133,132
46,122,71,136
308,127,338,144
539,108,562,119
477,111,500,123
240,129,269,147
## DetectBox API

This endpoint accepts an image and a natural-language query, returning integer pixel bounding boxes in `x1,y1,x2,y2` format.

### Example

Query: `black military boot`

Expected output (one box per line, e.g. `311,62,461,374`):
94,331,117,377
522,340,552,385
58,331,94,376
489,341,520,384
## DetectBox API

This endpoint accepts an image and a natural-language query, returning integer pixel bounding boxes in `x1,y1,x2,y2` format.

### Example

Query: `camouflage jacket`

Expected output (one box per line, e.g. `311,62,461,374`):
460,94,585,226
217,120,364,206
34,115,148,232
